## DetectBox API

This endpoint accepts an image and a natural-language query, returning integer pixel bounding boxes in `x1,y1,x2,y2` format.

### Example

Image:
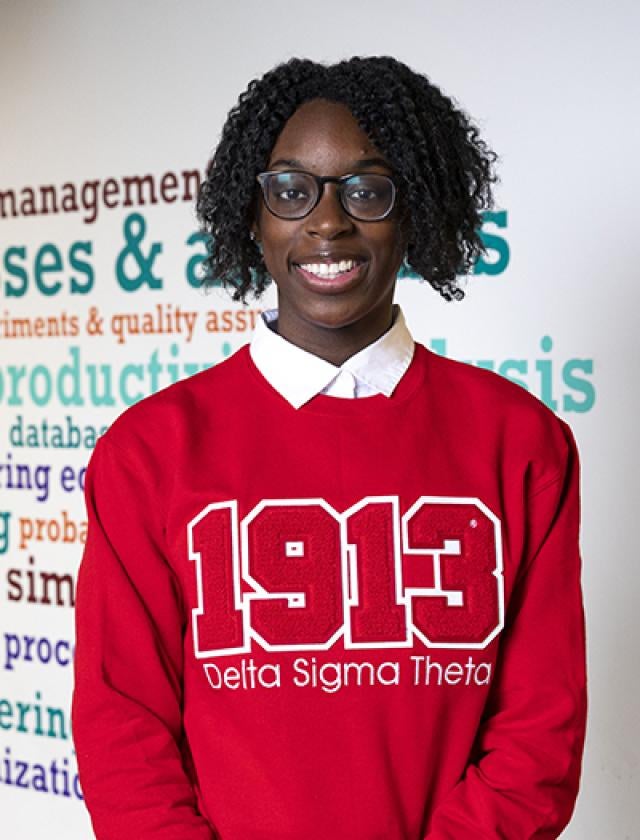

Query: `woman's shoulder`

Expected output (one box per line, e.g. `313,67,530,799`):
419,343,576,480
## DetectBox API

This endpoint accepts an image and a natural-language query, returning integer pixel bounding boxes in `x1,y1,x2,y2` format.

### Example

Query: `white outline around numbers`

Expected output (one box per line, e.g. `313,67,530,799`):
188,501,251,659
187,495,505,657
402,496,505,650
242,499,347,653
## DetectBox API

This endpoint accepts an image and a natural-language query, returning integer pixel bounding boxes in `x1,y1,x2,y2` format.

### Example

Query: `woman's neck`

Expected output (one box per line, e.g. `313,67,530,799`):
274,306,396,366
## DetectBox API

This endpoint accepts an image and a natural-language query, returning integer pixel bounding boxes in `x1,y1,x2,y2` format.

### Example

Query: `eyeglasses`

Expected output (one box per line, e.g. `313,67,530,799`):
256,170,397,222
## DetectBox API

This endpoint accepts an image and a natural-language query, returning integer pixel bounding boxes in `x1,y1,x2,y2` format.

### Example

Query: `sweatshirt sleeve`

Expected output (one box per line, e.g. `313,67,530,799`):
72,435,216,840
424,420,587,839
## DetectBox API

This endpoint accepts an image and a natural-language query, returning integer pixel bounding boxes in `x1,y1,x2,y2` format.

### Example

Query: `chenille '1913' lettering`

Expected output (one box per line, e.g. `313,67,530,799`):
188,496,504,657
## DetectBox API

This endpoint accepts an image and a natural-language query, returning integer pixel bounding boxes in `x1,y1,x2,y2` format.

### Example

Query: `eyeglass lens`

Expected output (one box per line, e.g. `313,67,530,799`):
263,172,394,220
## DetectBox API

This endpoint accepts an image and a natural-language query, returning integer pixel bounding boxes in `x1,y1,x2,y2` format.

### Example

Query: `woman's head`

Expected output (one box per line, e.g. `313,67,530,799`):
197,55,497,304
249,98,408,358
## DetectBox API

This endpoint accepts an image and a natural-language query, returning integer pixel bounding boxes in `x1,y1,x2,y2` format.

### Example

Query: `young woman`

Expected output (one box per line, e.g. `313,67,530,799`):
72,56,586,839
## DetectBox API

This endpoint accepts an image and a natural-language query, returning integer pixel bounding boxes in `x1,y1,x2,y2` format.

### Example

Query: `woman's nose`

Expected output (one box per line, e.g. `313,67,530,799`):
303,185,354,239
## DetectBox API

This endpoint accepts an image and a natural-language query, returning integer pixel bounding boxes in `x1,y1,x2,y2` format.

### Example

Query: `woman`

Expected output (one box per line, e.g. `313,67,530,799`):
72,56,586,839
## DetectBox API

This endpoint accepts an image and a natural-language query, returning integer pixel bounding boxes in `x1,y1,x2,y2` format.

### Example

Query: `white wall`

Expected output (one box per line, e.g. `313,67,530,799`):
0,1,637,836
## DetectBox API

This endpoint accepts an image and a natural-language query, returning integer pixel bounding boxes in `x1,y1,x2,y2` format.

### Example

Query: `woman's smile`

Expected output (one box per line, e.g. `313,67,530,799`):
294,259,366,291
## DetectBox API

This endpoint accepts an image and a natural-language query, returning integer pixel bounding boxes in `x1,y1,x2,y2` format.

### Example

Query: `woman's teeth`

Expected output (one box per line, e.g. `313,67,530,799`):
298,259,358,278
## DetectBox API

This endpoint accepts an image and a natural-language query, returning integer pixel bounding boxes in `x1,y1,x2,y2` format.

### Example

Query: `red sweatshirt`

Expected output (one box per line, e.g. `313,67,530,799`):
72,342,587,839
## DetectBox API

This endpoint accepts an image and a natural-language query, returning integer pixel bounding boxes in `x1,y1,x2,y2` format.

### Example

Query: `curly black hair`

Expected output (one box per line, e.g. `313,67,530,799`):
196,55,498,303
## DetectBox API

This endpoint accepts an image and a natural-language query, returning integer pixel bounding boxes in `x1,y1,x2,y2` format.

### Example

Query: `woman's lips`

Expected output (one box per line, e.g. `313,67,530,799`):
294,261,366,291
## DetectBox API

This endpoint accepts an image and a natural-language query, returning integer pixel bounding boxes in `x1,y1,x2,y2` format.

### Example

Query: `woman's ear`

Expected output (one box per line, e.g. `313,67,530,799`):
250,201,263,239
250,222,263,255
250,190,262,242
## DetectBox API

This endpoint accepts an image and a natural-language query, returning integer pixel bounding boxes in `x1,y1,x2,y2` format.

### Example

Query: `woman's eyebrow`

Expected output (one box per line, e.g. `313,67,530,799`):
268,157,391,170
268,158,303,169
348,157,391,170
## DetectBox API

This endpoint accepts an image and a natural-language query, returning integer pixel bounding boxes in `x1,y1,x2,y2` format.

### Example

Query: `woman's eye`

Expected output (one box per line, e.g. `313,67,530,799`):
348,188,376,202
278,188,308,201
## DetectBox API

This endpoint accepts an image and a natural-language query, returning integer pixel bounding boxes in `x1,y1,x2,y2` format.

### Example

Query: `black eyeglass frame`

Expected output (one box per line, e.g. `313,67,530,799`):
255,170,398,222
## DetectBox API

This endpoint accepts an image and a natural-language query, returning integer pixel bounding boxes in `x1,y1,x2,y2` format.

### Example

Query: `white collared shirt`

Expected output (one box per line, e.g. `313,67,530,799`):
249,304,415,409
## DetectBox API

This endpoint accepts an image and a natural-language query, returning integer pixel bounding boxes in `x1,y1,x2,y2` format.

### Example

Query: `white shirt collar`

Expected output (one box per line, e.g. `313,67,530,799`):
249,304,415,409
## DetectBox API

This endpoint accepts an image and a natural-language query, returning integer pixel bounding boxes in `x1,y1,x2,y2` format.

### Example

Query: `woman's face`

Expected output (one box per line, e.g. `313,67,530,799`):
253,98,407,363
